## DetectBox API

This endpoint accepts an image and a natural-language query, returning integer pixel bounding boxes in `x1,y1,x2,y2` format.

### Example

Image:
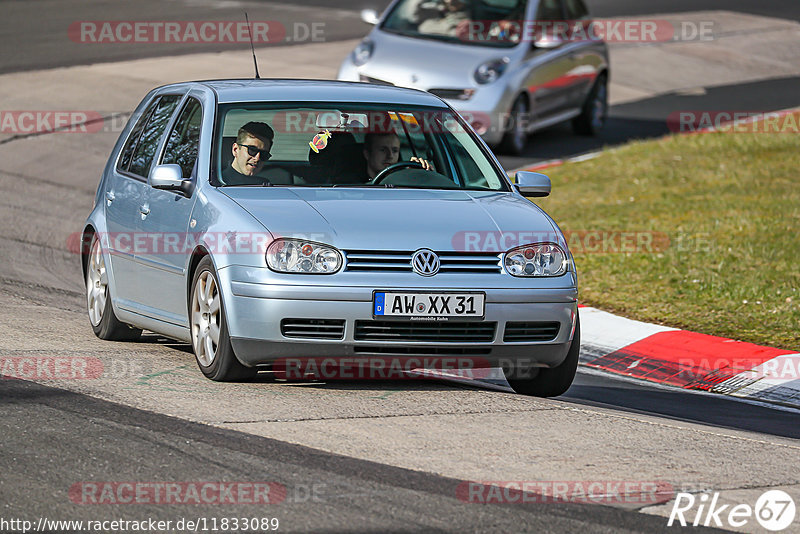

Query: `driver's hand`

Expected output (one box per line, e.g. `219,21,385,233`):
410,157,433,171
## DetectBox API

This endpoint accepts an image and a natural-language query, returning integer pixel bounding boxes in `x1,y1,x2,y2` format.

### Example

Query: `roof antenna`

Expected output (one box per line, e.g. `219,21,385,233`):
245,12,260,79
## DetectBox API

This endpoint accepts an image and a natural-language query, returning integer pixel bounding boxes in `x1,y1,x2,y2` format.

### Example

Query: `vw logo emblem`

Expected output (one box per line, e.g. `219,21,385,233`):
412,249,440,276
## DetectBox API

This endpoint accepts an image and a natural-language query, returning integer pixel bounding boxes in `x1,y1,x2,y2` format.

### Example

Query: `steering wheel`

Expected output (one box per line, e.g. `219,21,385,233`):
371,161,424,185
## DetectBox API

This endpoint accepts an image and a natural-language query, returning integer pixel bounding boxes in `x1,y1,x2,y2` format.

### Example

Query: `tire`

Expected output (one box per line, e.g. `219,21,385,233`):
572,74,608,136
498,95,529,156
189,256,256,381
504,314,580,397
85,234,142,341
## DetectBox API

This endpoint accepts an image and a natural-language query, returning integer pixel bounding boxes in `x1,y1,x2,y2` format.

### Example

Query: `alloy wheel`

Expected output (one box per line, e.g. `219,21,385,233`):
191,270,221,367
86,238,108,327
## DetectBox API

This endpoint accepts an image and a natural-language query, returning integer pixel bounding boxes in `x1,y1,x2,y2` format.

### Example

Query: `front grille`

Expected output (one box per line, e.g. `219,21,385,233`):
354,320,496,342
281,319,345,340
359,75,394,86
503,322,560,342
344,250,502,274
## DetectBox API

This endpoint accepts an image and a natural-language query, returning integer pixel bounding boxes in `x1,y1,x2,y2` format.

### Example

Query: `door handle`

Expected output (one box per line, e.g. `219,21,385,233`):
105,191,115,204
139,204,150,216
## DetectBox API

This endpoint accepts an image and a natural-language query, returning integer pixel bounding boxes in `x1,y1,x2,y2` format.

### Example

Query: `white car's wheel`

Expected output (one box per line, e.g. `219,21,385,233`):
499,95,529,156
573,74,608,136
85,234,141,341
190,256,256,381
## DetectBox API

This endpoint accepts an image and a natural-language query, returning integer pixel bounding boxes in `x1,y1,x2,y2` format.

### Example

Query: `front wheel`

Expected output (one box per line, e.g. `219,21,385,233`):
504,314,580,397
190,256,256,381
85,234,142,341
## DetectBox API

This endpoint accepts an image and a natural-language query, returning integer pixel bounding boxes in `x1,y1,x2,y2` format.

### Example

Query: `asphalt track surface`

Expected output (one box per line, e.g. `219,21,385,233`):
3,0,800,72
589,0,800,22
500,75,800,170
1,378,717,533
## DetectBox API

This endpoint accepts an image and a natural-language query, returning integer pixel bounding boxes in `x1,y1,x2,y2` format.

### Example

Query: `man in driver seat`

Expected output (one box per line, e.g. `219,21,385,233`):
363,132,432,181
222,121,274,185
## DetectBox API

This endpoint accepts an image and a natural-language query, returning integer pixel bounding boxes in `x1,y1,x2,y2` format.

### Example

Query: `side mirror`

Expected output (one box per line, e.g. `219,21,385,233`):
361,9,379,25
515,171,551,197
150,164,192,197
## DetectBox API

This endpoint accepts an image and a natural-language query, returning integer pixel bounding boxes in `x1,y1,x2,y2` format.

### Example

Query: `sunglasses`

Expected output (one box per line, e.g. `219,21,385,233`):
238,144,272,160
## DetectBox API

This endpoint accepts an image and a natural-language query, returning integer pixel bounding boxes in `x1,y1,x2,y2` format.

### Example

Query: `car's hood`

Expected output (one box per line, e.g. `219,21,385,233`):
363,30,515,89
220,188,557,252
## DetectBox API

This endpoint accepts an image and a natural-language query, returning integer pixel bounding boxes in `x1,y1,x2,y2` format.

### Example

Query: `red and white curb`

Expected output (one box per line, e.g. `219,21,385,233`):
510,150,603,174
503,107,800,407
404,306,800,410
579,306,800,409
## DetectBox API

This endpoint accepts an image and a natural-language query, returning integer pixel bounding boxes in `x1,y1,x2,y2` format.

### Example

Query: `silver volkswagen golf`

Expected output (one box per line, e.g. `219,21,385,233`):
338,0,609,155
82,79,579,396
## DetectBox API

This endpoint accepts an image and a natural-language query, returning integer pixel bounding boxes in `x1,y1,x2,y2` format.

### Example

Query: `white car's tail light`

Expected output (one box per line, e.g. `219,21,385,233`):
266,239,342,274
504,243,567,277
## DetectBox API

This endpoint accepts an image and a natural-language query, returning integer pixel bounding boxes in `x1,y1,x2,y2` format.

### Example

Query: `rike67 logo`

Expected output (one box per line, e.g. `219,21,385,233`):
668,490,796,531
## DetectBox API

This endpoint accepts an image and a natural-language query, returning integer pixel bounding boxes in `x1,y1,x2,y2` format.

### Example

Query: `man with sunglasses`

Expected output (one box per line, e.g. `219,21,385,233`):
222,121,274,185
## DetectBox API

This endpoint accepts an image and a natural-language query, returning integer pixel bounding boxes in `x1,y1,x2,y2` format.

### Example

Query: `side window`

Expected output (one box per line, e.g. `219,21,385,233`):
564,0,588,20
118,99,159,172
161,98,202,179
536,0,564,21
128,95,181,178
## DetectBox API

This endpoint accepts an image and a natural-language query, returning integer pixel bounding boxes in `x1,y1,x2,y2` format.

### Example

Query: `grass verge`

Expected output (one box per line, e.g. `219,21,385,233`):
535,123,799,349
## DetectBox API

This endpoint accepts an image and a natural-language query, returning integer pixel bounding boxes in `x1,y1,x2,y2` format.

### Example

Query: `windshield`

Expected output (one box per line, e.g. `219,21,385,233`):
214,103,510,191
381,0,528,48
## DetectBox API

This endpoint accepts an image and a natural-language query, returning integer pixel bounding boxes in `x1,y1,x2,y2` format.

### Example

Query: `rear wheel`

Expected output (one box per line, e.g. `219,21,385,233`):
85,234,142,341
504,314,580,397
190,256,256,381
572,74,608,136
498,95,529,156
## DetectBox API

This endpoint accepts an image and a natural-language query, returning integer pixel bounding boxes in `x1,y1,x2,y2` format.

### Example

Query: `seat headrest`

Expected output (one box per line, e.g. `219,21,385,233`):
308,131,358,166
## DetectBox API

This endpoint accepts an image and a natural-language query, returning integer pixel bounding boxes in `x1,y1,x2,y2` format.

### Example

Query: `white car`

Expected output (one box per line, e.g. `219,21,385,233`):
339,0,609,155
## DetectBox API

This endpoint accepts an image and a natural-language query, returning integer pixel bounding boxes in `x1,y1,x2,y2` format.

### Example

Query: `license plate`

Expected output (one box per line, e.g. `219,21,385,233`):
373,292,485,321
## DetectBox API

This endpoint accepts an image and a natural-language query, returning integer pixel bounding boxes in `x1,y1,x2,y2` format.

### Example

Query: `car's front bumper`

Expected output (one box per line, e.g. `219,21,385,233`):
219,265,578,370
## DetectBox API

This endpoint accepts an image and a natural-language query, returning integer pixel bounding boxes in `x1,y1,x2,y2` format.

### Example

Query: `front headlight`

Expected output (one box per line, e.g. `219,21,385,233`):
266,239,342,274
504,243,567,277
474,57,510,84
352,40,374,66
